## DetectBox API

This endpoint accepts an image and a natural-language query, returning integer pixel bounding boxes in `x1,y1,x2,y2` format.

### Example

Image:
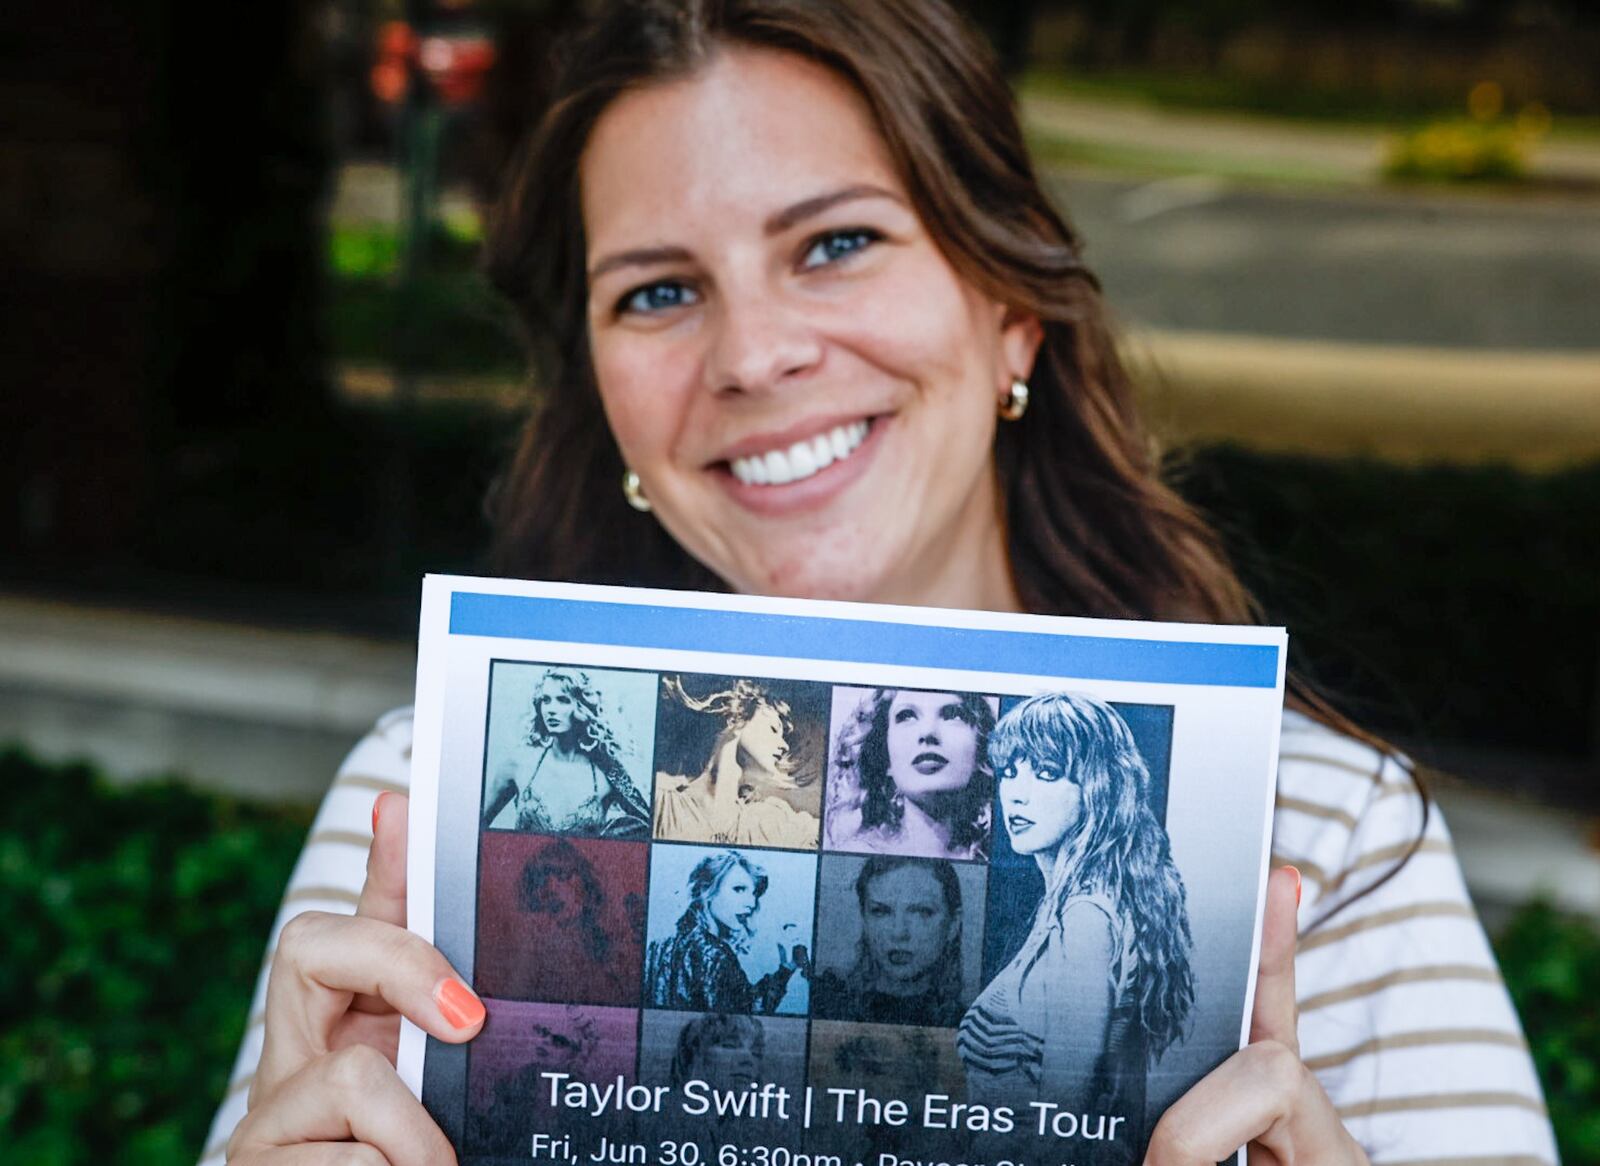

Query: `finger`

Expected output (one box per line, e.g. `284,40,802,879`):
357,793,408,927
1145,1041,1333,1166
228,1143,391,1166
257,912,484,1098
1250,865,1300,1053
230,1044,455,1166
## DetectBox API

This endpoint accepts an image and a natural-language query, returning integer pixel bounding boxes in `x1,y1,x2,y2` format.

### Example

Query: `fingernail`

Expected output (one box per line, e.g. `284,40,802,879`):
1285,864,1302,907
435,978,486,1029
372,792,386,836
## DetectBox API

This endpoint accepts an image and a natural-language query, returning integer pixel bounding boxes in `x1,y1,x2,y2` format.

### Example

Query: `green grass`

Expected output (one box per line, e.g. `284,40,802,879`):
1025,128,1358,186
1020,67,1600,136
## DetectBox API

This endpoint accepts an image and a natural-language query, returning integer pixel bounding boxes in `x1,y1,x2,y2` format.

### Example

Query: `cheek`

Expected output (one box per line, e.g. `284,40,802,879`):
591,337,698,467
841,255,993,389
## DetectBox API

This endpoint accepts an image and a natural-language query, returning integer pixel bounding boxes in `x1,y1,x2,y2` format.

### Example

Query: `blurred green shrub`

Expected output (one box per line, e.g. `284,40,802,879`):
1382,82,1551,184
0,749,311,1164
1494,902,1600,1165
326,222,522,375
1383,119,1530,182
1177,449,1600,765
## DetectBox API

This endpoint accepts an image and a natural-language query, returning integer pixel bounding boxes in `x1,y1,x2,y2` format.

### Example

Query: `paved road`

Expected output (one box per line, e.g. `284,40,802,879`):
1053,172,1600,350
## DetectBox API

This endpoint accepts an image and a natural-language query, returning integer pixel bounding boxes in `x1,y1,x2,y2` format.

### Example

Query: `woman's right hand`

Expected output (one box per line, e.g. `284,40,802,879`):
225,793,485,1165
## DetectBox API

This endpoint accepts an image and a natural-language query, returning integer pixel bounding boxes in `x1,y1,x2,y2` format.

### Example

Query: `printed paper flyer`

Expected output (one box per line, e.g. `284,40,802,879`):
400,576,1286,1166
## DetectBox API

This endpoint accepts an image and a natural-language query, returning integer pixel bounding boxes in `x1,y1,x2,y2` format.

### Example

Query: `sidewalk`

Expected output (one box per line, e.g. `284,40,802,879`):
2,593,1595,917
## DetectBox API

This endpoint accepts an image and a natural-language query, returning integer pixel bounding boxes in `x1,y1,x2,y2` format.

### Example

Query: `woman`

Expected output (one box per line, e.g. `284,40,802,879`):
958,693,1193,1148
643,850,804,1014
669,1012,766,1092
467,1005,600,1153
475,837,637,1004
483,666,650,838
813,855,967,1026
211,2,1555,1164
827,689,995,860
654,676,819,849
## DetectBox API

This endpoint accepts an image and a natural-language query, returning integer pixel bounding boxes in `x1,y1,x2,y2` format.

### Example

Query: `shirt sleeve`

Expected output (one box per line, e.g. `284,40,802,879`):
196,708,415,1166
1272,711,1558,1166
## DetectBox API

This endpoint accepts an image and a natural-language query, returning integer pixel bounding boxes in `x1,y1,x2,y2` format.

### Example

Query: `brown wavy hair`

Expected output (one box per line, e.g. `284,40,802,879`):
482,0,1420,922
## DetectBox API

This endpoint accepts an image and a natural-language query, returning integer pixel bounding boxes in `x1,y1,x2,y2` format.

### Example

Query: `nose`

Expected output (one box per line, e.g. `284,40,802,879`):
703,283,822,396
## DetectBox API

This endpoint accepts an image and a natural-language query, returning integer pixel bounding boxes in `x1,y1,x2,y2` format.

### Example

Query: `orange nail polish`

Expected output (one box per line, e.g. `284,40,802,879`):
436,978,486,1029
372,792,385,836
1286,865,1302,906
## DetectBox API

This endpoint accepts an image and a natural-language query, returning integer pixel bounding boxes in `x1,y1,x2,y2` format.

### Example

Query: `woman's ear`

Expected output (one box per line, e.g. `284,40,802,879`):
998,305,1044,387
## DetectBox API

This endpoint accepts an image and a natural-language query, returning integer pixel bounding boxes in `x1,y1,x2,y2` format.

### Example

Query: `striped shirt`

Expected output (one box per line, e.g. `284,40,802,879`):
198,707,1558,1166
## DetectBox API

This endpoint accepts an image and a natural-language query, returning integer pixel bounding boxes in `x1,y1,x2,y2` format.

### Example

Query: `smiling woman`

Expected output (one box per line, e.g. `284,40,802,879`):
207,2,1558,1164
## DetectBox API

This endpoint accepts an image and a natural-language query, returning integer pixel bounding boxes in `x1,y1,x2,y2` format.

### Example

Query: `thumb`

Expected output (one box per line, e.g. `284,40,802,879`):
357,791,409,926
1249,864,1300,1054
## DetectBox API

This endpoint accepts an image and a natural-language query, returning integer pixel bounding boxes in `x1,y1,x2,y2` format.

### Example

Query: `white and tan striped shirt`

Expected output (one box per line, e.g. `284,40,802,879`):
199,707,1558,1166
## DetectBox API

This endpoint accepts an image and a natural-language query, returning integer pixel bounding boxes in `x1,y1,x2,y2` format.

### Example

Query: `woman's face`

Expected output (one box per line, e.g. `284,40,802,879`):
526,867,584,921
736,702,790,778
884,691,981,803
536,682,579,737
707,864,760,934
999,756,1082,856
529,1020,587,1072
694,1029,762,1092
861,864,955,990
580,47,1040,610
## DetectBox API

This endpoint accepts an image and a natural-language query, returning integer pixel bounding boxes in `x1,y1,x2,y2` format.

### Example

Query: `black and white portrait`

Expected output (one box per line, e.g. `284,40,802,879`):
652,674,829,849
811,853,986,1026
960,692,1191,1150
642,845,816,1015
824,687,999,860
482,662,656,839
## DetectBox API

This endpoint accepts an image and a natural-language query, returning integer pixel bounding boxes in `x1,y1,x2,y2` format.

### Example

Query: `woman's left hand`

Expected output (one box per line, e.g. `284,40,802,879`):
1145,866,1369,1166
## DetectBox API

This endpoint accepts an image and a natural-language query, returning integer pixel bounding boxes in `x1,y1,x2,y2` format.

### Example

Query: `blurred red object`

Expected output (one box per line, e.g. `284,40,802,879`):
371,20,418,104
419,32,496,106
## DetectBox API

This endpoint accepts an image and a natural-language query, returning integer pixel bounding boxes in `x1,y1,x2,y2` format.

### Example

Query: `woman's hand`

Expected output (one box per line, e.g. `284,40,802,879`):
1145,866,1368,1166
225,793,485,1165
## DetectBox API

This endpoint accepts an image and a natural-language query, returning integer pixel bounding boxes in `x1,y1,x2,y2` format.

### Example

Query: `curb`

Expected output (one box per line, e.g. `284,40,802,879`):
1124,329,1600,468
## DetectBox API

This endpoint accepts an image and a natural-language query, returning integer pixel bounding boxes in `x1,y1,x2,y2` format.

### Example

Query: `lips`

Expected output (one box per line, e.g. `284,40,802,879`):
885,949,914,966
728,419,870,486
1007,814,1034,833
911,751,948,775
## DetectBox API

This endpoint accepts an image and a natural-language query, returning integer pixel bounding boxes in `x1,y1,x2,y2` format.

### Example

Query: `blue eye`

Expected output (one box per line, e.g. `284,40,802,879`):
801,228,881,269
618,280,698,316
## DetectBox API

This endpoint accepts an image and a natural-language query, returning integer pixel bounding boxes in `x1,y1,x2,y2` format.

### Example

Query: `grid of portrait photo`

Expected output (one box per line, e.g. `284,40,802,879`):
464,660,1182,1160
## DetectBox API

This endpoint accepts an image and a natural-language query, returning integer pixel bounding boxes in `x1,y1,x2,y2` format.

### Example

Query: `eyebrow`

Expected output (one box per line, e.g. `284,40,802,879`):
763,183,901,235
586,184,902,284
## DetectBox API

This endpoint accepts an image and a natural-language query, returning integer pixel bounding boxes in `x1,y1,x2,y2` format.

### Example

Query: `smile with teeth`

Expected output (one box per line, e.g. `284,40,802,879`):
728,419,871,486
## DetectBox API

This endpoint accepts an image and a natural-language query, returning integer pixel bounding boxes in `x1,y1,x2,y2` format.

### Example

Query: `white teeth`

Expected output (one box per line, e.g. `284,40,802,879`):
764,449,794,485
729,419,872,487
789,441,818,478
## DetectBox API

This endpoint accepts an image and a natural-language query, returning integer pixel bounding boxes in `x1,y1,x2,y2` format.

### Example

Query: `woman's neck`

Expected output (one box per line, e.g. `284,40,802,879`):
872,969,935,998
899,795,957,852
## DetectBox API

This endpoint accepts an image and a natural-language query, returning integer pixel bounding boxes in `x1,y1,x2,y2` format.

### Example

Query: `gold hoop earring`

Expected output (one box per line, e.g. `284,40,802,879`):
621,469,652,513
999,378,1030,421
